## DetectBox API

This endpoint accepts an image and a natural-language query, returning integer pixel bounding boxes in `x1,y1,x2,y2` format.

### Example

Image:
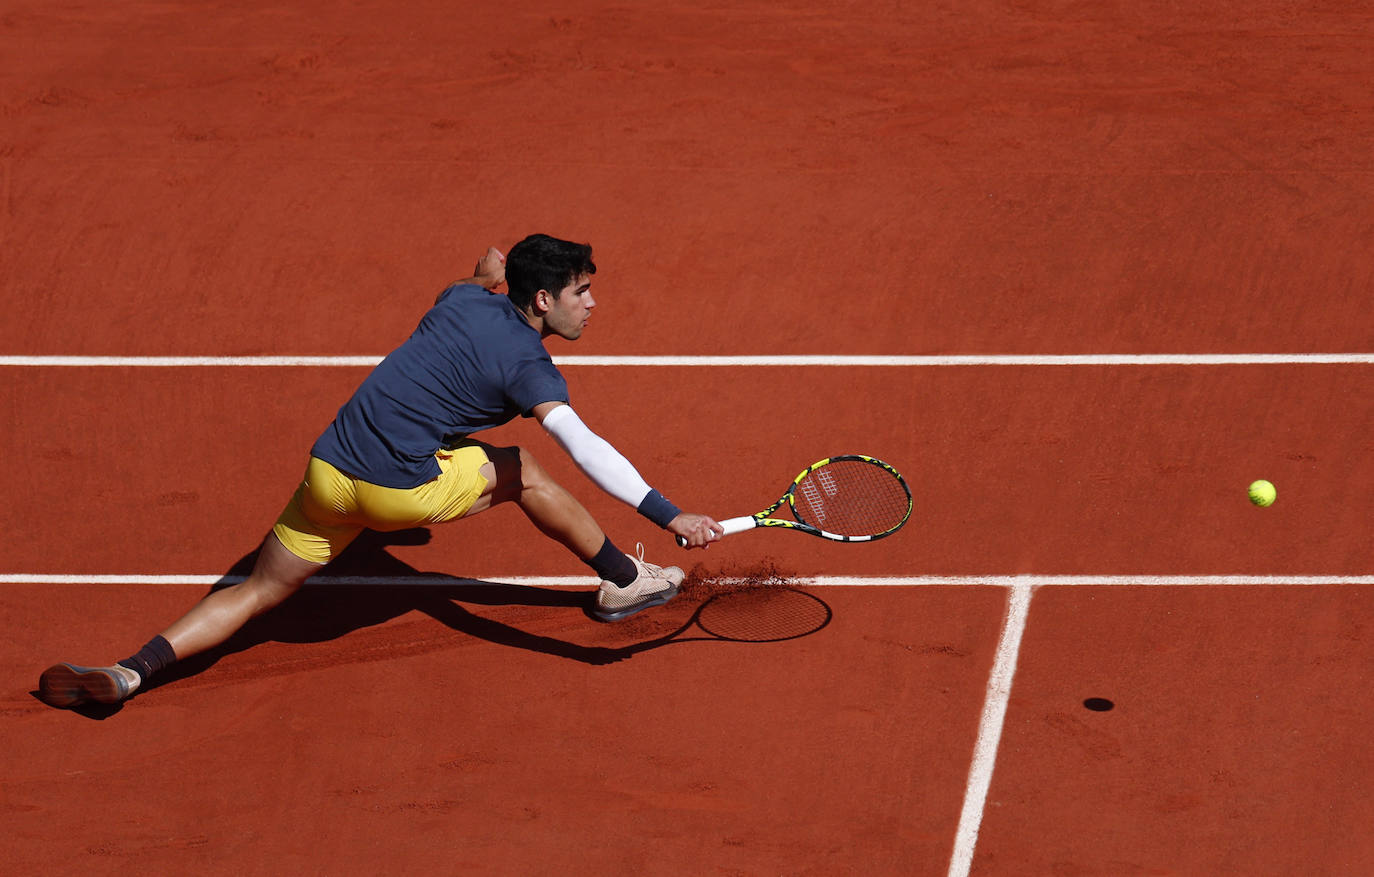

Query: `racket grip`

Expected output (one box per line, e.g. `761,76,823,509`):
675,516,758,547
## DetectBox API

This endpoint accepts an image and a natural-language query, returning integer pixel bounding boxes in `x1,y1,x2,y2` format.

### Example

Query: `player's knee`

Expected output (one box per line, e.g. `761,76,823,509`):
514,446,545,482
242,537,315,612
242,574,303,615
483,445,553,506
514,446,575,501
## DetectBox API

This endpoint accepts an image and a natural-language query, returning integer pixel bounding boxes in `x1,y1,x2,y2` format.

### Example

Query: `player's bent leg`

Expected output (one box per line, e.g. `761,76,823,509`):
467,445,606,560
466,444,682,622
592,544,684,622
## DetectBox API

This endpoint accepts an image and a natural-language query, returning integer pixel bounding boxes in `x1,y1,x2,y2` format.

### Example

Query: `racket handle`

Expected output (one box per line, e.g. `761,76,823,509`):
675,516,758,547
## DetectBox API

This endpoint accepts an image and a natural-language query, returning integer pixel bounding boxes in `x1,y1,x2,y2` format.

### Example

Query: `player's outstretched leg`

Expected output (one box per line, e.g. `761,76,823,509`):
471,445,682,621
37,532,321,708
37,663,141,708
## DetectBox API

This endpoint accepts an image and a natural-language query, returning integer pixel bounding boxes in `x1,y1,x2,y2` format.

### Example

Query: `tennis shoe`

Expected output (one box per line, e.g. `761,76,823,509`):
593,544,683,622
37,662,140,708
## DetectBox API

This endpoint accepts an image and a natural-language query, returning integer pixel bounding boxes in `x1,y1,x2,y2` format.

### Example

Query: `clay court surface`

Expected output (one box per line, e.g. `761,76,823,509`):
3,1,1372,874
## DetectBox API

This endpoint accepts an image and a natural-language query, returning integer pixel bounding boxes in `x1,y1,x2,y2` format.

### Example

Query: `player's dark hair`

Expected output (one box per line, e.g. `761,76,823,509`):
505,234,596,311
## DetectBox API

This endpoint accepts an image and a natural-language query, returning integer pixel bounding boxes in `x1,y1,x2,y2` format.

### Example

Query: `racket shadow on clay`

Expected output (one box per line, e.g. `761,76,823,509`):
613,586,833,656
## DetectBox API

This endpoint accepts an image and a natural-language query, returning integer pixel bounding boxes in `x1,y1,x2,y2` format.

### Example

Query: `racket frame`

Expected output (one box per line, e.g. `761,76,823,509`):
689,454,912,545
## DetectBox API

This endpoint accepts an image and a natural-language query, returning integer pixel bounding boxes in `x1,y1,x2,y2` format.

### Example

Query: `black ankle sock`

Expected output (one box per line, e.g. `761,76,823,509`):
117,635,178,685
587,536,637,587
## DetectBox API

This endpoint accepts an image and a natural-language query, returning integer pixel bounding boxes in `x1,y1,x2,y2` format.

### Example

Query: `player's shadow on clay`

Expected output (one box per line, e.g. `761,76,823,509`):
53,528,631,719
144,528,635,694
57,529,832,719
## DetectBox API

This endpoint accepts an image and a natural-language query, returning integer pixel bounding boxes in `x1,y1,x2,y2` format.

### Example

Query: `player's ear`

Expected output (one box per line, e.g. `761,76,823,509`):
533,289,552,314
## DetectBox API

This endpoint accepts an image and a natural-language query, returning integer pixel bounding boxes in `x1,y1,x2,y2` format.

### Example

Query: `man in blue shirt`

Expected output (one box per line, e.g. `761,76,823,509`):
38,234,723,709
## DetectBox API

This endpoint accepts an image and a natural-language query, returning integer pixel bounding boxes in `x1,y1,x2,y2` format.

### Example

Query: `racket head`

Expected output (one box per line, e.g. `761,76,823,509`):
693,586,832,642
777,455,912,541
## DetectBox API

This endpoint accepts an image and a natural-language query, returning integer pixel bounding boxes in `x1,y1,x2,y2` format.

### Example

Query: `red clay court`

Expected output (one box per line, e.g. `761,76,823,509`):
3,1,1372,874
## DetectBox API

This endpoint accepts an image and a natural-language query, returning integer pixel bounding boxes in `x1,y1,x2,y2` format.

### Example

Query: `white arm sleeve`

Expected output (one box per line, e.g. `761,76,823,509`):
541,404,653,509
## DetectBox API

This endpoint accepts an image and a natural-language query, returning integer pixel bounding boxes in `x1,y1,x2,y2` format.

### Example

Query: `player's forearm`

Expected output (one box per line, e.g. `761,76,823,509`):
540,405,681,527
456,273,502,291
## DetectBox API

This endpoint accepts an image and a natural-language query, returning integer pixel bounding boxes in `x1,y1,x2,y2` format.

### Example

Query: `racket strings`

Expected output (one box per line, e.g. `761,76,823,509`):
790,459,910,536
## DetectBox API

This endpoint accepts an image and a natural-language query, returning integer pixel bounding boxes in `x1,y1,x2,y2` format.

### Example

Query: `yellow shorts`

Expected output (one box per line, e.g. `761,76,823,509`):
272,443,491,564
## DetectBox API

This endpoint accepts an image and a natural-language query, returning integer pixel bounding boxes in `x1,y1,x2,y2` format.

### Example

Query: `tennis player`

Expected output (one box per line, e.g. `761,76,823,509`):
38,233,723,709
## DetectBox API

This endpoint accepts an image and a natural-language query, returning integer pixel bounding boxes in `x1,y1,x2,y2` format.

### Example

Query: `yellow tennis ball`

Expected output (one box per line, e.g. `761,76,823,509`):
1248,479,1276,507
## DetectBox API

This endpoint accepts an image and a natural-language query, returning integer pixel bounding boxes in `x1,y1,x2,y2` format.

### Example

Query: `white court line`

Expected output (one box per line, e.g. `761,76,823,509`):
0,356,385,367
561,354,1374,366
948,581,1034,877
2,574,1372,586
0,574,594,586
811,575,1374,586
1,354,1373,367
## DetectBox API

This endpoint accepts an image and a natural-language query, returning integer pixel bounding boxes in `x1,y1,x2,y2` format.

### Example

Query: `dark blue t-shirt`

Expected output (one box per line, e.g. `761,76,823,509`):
311,284,569,488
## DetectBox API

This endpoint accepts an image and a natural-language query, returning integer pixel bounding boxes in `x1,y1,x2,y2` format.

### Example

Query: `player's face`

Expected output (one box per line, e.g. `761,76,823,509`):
544,273,596,340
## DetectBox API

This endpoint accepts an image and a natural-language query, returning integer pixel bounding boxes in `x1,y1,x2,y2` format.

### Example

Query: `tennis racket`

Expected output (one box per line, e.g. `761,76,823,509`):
680,454,912,546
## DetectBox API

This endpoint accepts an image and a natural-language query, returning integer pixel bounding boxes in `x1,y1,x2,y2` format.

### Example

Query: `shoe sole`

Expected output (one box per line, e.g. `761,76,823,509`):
37,663,130,708
592,582,680,623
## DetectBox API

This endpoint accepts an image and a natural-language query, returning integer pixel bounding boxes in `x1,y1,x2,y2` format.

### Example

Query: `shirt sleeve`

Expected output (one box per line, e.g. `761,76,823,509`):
506,356,569,417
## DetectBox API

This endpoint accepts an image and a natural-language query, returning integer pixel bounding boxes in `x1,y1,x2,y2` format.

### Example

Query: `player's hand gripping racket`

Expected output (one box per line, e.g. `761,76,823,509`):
680,455,912,546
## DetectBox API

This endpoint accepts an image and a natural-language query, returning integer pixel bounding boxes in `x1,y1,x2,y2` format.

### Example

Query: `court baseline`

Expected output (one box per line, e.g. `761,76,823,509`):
3,354,1373,367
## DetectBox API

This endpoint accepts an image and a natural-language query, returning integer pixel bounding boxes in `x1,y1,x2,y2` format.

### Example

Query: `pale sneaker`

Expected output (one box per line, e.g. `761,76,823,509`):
38,663,141,708
593,544,684,622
